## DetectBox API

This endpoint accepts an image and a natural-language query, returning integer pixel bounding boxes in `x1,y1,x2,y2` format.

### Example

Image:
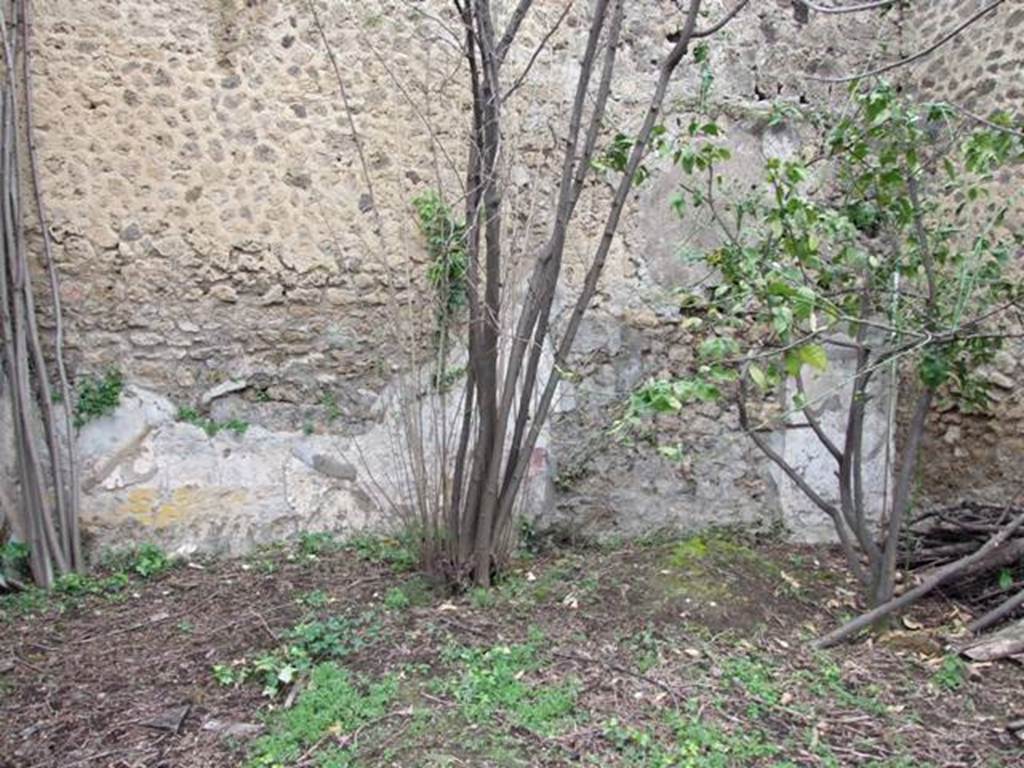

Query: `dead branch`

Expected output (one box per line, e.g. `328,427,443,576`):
816,507,1024,648
962,618,1024,662
968,589,1024,635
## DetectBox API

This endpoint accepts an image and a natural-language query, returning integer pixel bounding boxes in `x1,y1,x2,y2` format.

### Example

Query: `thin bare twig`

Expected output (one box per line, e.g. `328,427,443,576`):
949,103,1024,141
502,0,575,101
693,0,750,38
305,0,383,231
797,0,897,14
809,0,1008,83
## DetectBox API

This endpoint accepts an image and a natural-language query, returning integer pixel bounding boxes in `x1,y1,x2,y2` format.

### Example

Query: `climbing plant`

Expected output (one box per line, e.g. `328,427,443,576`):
413,190,468,324
412,189,468,388
625,82,1024,608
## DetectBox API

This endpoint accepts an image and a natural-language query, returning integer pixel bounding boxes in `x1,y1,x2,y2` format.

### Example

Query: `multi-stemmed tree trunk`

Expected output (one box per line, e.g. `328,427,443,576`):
442,0,745,585
0,0,80,588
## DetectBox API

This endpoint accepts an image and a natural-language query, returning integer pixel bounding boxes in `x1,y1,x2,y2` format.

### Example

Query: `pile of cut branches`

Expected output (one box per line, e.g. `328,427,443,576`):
902,501,1024,660
903,502,1024,619
817,500,1024,660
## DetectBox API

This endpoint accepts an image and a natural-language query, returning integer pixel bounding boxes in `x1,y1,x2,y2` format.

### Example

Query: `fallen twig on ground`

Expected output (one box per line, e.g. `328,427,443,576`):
817,507,1024,648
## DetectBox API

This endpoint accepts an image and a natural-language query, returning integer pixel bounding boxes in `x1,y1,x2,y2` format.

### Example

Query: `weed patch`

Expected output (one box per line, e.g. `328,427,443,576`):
214,612,381,698
74,369,124,428
721,655,781,716
345,533,418,573
1,543,173,620
931,654,968,691
248,663,397,767
177,406,249,437
298,532,340,557
603,708,780,767
442,636,580,737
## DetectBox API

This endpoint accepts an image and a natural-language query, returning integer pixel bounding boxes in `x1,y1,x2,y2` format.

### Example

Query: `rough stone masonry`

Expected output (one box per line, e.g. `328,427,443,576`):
1,0,1021,556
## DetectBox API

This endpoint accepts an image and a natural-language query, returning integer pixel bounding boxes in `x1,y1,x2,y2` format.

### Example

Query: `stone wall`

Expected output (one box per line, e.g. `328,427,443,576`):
901,0,1024,509
3,0,1019,554
32,0,892,401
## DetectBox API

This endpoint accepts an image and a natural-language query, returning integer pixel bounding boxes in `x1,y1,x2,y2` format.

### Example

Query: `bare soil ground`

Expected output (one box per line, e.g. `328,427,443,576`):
1,532,1021,767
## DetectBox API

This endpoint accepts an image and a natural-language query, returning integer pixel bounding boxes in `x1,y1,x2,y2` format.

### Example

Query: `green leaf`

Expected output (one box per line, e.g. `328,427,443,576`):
793,286,817,319
748,364,768,390
998,569,1014,591
698,336,739,361
658,444,685,462
671,191,686,216
800,344,828,372
784,345,828,377
771,306,794,337
919,352,950,389
784,350,801,378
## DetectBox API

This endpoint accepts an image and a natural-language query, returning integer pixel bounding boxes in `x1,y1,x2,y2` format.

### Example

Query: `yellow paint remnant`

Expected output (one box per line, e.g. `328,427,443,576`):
119,489,158,523
116,486,249,528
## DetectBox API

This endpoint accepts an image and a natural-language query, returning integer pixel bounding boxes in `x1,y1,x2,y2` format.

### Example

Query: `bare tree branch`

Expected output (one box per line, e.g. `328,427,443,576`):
797,0,898,14
737,374,867,583
950,103,1024,141
693,0,750,38
795,373,843,463
968,588,1024,635
496,0,534,64
499,0,713,535
306,0,383,232
503,0,575,101
810,0,1007,83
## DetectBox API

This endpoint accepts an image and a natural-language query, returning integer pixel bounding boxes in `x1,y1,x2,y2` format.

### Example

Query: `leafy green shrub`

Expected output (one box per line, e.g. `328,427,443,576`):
132,543,171,577
54,571,129,596
383,587,411,611
0,586,49,619
101,543,174,578
3,543,171,619
74,369,124,428
299,589,329,609
604,710,779,767
721,656,780,717
469,586,497,610
319,391,343,422
1,540,29,590
298,531,338,557
212,663,243,687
